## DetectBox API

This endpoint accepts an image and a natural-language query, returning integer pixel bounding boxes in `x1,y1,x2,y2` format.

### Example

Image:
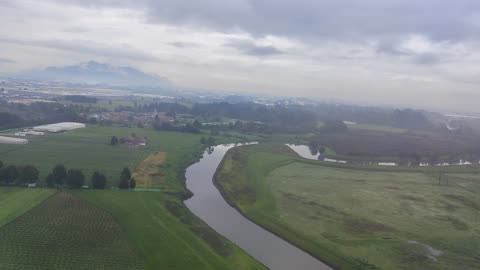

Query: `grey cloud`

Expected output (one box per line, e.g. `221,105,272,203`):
376,41,409,56
226,39,283,56
58,0,480,43
0,58,15,63
414,53,441,65
0,37,158,62
169,42,200,48
62,26,91,33
377,41,443,65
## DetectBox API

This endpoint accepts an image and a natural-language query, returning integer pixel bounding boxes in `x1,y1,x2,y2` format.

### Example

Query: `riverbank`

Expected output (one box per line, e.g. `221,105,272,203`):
214,144,480,270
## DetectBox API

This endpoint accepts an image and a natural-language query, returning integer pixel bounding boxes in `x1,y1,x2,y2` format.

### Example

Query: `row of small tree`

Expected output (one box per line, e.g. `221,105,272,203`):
0,161,135,189
0,161,39,185
47,165,136,189
46,165,104,189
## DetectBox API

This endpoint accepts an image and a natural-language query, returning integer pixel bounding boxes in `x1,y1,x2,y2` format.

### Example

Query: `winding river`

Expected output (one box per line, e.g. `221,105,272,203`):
184,144,332,270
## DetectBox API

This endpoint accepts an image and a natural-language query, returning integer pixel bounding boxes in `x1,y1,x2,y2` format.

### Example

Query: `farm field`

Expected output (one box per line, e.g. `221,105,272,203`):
215,144,480,270
76,190,266,270
0,125,206,188
0,187,55,227
0,192,142,270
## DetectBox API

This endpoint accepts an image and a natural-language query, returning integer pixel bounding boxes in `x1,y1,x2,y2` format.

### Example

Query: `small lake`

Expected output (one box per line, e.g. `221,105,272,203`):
184,144,332,270
286,144,348,164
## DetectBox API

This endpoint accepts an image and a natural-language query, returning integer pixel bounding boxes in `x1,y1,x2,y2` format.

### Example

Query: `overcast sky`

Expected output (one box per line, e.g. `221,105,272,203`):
1,0,480,112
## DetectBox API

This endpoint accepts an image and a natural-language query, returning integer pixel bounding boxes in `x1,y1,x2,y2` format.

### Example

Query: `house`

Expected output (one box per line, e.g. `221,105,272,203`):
120,136,148,147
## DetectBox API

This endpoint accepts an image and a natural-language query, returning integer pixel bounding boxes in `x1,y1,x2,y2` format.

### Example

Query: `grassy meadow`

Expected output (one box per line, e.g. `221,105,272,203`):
215,144,480,270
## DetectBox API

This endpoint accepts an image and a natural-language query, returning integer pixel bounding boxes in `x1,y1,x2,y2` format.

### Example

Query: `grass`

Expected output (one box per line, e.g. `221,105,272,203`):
75,190,266,270
0,187,56,227
215,144,480,270
0,125,205,188
0,192,142,270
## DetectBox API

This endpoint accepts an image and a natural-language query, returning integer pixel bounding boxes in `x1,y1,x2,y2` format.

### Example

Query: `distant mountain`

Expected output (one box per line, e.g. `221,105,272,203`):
19,61,171,87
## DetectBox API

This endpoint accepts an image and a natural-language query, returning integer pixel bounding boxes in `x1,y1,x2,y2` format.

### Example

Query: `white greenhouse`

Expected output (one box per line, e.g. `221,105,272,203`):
33,122,86,133
0,136,29,145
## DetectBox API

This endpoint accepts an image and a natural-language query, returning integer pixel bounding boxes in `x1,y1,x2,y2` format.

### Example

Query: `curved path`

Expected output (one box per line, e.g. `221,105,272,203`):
184,144,332,270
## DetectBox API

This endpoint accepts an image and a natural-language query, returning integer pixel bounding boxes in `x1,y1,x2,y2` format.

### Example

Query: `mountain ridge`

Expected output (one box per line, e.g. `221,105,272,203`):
18,61,170,87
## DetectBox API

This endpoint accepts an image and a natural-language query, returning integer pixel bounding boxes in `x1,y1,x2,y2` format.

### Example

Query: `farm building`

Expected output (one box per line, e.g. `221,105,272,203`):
120,136,148,147
14,129,45,137
33,122,86,133
0,136,28,144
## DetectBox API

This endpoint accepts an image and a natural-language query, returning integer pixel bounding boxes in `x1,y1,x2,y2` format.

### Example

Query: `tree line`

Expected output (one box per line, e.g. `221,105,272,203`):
0,161,136,189
0,161,39,186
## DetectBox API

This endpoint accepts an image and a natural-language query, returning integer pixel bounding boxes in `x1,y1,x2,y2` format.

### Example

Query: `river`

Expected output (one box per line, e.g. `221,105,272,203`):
184,144,332,270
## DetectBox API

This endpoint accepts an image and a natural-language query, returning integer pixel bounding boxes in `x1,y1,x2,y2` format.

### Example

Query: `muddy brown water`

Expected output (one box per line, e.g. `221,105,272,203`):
184,144,333,270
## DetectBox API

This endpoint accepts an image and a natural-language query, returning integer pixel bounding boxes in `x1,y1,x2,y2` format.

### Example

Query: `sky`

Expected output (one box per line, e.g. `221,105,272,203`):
1,0,480,113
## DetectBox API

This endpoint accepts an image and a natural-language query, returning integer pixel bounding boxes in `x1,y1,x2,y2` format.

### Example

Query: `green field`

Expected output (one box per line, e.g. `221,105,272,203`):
0,125,267,269
76,190,265,270
0,192,142,270
0,187,55,227
0,125,206,188
215,144,480,270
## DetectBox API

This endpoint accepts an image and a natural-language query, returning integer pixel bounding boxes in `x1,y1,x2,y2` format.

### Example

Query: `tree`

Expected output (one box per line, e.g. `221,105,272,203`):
66,169,85,189
118,167,131,189
121,167,131,180
110,136,119,146
130,177,136,189
91,171,107,189
118,176,130,189
46,173,55,187
308,141,319,155
2,165,19,184
52,164,67,187
19,165,39,184
192,120,202,129
206,136,215,146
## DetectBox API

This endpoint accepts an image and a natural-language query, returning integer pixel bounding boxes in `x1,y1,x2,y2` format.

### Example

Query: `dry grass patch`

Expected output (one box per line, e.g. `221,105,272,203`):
133,151,167,188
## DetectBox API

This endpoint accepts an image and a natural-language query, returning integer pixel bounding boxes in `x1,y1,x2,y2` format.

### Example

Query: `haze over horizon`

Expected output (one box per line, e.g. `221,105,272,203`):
1,0,480,113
